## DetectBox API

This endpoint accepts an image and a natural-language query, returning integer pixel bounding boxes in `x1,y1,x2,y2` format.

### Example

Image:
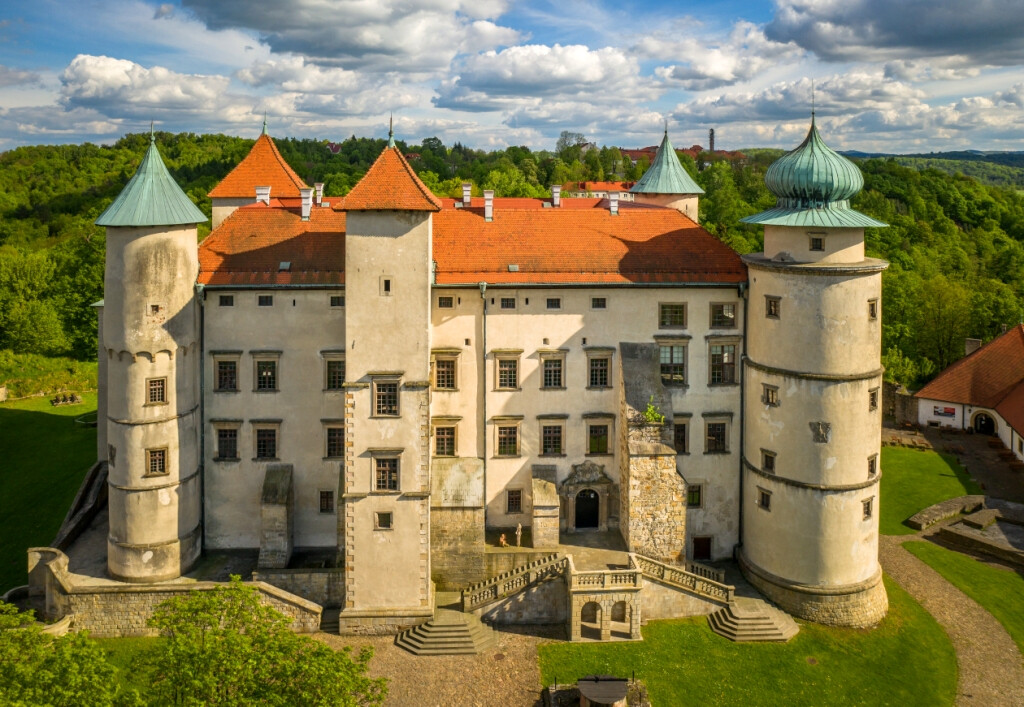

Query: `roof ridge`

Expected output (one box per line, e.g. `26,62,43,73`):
389,147,441,209
261,133,306,192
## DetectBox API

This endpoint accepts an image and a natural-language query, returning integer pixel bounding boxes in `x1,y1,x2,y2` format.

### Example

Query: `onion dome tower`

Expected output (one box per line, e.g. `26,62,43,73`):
629,128,704,221
737,117,889,627
96,130,207,582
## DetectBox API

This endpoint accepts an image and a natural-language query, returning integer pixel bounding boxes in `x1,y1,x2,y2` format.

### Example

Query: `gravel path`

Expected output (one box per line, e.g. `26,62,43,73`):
317,625,560,706
879,533,1024,706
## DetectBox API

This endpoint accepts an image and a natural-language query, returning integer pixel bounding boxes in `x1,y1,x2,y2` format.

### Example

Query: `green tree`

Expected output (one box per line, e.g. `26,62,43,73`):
140,577,387,706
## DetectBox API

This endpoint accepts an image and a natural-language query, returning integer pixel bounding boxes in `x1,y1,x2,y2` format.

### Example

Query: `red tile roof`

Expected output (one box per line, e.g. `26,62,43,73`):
916,325,1024,430
567,181,635,192
341,147,441,212
208,134,307,199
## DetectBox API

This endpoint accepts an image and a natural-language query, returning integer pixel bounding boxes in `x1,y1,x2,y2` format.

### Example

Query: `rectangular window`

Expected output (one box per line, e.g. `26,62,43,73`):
217,428,238,460
588,424,609,454
375,512,393,530
330,295,345,307
546,298,561,310
219,295,234,307
216,361,238,391
868,299,878,320
374,381,399,416
758,488,772,511
326,427,345,458
147,449,167,475
326,360,345,390
497,426,519,456
762,450,776,474
660,345,686,386
765,296,780,319
434,359,457,390
710,344,737,384
256,360,277,391
258,295,273,307
659,303,687,328
869,388,879,411
438,296,454,309
497,358,518,390
809,236,825,251
506,489,523,514
863,497,873,520
500,297,516,310
762,384,779,406
706,422,727,453
541,425,563,455
256,429,277,459
591,297,607,310
710,303,736,328
320,491,334,513
375,457,399,491
148,378,166,404
687,484,703,508
380,277,392,296
435,426,456,456
674,422,688,454
542,358,563,388
868,454,878,477
589,357,610,387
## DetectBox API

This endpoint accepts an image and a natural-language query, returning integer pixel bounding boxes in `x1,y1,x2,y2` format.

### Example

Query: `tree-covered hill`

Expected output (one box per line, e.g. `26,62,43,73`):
1,131,1022,389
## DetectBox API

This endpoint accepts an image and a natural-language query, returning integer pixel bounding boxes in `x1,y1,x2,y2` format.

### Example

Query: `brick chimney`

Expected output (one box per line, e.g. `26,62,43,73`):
552,185,562,207
300,187,313,221
484,190,494,222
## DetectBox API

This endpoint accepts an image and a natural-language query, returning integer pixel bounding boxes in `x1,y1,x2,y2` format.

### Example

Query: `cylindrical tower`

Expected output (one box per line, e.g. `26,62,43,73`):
628,128,704,222
738,117,889,627
95,133,207,583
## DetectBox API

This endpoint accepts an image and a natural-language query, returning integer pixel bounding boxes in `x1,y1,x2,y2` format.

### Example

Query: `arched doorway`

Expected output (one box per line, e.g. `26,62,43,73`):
974,412,996,435
575,489,599,529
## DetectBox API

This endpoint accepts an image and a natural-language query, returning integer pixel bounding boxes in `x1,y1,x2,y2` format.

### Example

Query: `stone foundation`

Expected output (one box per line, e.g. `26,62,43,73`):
335,608,433,635
739,550,888,628
252,568,345,607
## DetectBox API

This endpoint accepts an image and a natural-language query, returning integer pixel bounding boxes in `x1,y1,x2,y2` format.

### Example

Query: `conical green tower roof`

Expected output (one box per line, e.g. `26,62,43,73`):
629,130,703,195
741,117,886,228
96,132,207,227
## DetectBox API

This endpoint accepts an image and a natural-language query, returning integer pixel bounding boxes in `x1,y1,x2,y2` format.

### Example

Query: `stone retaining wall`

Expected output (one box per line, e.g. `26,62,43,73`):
252,568,345,608
907,495,985,531
431,507,486,590
471,576,568,625
639,577,720,620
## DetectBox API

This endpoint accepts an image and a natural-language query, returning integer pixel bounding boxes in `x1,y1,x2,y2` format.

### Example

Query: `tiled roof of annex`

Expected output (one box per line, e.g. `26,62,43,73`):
207,134,307,199
341,147,441,211
915,325,1024,430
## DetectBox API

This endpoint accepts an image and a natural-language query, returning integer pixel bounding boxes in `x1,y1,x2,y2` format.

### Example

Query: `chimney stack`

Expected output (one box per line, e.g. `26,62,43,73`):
462,183,472,206
551,185,562,207
709,128,715,153
484,190,494,222
255,185,271,205
609,192,619,215
314,182,324,206
300,187,313,221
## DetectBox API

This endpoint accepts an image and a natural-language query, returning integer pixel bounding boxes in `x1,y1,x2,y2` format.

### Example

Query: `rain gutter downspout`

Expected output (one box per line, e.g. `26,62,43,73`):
479,281,488,526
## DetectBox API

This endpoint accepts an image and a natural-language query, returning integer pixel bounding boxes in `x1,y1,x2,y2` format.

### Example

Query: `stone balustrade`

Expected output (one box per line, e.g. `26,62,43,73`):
633,554,734,605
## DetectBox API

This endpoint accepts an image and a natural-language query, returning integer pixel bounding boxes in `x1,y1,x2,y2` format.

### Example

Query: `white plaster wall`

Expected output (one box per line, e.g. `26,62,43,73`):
632,193,700,223
212,198,253,229
916,398,965,429
763,225,865,264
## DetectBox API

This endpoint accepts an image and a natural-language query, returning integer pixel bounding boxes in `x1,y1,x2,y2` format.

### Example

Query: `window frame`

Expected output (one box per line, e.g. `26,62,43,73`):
375,511,394,530
506,488,524,514
705,419,729,454
325,425,345,460
372,378,400,417
762,384,779,407
709,302,737,329
373,456,400,493
591,296,607,310
673,417,689,454
495,421,521,457
434,425,457,457
659,343,687,387
433,356,458,391
761,449,777,474
253,424,280,461
257,294,273,307
540,351,566,390
540,421,565,456
214,356,239,392
586,350,613,389
587,422,611,455
687,483,703,508
146,448,168,476
330,294,345,308
319,490,335,514
546,297,561,310
253,354,280,393
708,341,738,385
324,356,346,391
500,296,516,310
809,234,825,252
757,487,772,511
495,354,521,391
868,298,879,320
214,424,240,462
658,302,687,329
863,497,874,520
219,294,234,307
146,377,167,405
437,295,454,309
868,454,878,477
869,387,880,411
765,295,780,319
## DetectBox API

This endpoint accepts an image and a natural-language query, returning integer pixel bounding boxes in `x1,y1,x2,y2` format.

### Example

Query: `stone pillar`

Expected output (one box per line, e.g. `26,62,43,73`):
258,464,294,569
531,477,560,547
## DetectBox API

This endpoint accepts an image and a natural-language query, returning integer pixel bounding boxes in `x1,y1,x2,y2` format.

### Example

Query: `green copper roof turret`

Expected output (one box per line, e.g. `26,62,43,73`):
95,131,207,227
629,129,704,196
741,117,886,228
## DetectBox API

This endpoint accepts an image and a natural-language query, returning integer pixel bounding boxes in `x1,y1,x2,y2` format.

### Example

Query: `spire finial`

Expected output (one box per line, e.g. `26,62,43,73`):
811,79,816,121
262,112,268,136
150,121,155,143
387,113,396,148
664,117,668,137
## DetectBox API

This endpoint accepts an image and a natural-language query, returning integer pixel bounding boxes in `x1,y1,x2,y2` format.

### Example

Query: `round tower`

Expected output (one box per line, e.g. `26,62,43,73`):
95,132,207,583
738,117,889,627
629,128,704,222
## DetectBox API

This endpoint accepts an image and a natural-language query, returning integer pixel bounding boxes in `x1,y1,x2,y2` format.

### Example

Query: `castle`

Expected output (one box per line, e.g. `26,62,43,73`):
85,118,889,634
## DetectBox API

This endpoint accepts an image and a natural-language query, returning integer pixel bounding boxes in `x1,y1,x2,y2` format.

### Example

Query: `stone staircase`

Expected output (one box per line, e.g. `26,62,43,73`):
633,554,735,605
707,598,799,642
395,609,497,656
461,552,568,612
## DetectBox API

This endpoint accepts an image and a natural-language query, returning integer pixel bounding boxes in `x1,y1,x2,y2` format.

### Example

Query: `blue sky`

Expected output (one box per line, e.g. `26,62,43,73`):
0,0,1022,152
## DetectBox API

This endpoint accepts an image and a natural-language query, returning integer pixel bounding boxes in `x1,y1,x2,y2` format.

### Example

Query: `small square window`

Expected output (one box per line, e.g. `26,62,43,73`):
591,297,607,310
326,427,345,458
375,512,393,530
382,278,392,295
326,360,345,390
497,358,518,390
659,303,687,328
375,457,399,491
809,236,824,252
868,454,878,477
217,428,238,460
710,303,736,328
687,484,703,508
546,298,561,310
256,360,277,391
256,429,277,459
863,497,873,520
497,425,519,456
762,450,776,474
762,385,779,407
330,295,345,307
706,422,728,453
148,378,166,404
147,448,167,475
150,304,161,315
435,426,456,456
438,296,454,309
541,424,563,455
216,360,238,391
374,381,399,416
765,296,780,319
320,491,335,513
219,295,234,307
506,488,523,514
674,422,688,454
542,358,563,388
660,345,686,386
869,388,879,411
758,489,771,511
588,424,609,454
589,357,610,388
868,299,878,320
258,295,273,307
434,359,457,390
500,297,516,310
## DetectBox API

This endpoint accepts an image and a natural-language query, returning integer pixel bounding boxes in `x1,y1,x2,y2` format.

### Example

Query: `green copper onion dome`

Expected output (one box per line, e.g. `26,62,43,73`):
630,129,703,195
96,130,207,227
741,116,886,228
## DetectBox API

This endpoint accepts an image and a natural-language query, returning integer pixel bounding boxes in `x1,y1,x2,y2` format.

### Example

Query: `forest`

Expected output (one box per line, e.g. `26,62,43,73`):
1,130,1022,390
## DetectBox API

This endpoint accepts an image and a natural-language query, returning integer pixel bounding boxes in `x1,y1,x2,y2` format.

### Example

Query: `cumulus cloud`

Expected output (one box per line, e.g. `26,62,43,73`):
0,65,41,88
767,0,1024,66
153,3,174,20
181,0,520,73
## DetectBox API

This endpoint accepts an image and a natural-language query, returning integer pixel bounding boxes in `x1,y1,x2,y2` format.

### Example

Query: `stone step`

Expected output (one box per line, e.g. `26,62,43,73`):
320,608,340,634
395,609,498,656
708,600,799,643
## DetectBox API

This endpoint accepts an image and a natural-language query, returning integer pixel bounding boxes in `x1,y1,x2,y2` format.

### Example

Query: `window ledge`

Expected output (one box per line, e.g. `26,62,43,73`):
143,401,169,407
703,450,730,455
662,383,689,389
586,385,612,391
323,388,346,393
495,388,522,393
494,454,521,459
370,414,401,419
708,382,739,388
369,490,401,495
142,472,170,478
540,387,567,391
433,388,460,393
675,451,691,456
253,389,280,394
323,456,344,461
214,389,240,394
539,453,566,458
252,457,280,462
586,452,613,457
213,457,240,463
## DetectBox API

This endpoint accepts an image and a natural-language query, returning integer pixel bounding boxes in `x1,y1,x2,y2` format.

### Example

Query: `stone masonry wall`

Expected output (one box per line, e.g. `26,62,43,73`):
472,577,568,625
431,507,486,590
622,454,687,563
639,577,720,620
252,569,345,608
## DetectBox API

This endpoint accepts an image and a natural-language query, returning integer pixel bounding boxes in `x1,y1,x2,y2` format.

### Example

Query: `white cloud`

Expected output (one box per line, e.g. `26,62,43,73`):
0,65,41,88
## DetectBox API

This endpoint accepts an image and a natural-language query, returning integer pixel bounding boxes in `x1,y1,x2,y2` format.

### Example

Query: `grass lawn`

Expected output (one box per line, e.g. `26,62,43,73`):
538,576,957,707
0,393,97,594
880,447,981,535
904,541,1024,653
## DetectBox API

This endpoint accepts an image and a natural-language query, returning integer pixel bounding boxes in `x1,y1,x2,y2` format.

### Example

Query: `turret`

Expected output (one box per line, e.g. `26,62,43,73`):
737,117,889,627
96,131,207,582
629,128,704,222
